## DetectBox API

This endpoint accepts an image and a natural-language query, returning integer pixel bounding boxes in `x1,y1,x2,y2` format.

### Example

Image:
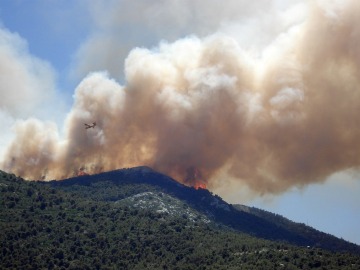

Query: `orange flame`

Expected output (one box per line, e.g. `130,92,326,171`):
185,167,207,189
194,182,207,190
77,169,89,176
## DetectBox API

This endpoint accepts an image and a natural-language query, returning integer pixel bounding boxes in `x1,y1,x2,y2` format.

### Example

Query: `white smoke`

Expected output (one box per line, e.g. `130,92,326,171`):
0,26,59,156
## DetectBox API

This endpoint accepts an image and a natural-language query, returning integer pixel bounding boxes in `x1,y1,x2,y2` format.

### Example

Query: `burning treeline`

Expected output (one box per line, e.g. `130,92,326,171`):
2,1,360,195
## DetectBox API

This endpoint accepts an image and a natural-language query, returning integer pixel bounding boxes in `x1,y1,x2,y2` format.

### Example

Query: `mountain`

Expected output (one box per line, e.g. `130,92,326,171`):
1,168,360,269
46,166,360,254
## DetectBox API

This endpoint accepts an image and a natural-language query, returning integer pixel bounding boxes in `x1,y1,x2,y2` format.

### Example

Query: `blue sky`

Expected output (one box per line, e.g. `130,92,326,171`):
0,1,91,98
0,0,359,245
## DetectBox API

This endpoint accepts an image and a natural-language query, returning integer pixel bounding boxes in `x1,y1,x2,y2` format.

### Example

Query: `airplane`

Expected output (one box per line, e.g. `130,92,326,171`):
84,122,96,129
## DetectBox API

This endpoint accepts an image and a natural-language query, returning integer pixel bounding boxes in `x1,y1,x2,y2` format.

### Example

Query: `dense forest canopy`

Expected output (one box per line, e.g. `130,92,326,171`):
1,169,360,269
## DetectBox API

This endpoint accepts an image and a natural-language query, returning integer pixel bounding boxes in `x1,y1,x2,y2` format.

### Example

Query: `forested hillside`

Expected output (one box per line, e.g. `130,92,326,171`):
1,169,360,269
47,167,360,254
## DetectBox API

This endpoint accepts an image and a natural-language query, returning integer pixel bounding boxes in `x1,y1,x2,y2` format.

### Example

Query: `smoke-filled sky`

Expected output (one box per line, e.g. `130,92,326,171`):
0,0,359,244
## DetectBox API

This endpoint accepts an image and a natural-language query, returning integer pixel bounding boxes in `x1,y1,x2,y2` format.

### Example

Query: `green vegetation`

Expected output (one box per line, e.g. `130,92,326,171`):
1,170,360,269
48,167,360,254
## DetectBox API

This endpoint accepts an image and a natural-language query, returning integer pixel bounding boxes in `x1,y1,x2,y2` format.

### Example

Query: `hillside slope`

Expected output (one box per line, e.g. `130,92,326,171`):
1,169,360,269
47,166,360,254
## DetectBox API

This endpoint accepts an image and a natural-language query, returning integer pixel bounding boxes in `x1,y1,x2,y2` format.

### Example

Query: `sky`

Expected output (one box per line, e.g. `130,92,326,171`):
0,0,359,245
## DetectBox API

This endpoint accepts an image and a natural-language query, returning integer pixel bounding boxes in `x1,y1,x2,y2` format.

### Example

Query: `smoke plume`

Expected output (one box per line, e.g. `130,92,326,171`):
0,26,59,156
2,1,360,195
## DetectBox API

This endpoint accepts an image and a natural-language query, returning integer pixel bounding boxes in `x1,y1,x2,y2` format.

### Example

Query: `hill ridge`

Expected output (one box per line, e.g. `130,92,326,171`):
2,169,360,269
44,167,360,254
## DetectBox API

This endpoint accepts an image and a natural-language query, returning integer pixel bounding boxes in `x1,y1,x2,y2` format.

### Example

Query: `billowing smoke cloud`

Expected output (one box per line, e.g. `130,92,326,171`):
0,27,57,117
2,1,360,195
72,0,304,80
0,26,59,155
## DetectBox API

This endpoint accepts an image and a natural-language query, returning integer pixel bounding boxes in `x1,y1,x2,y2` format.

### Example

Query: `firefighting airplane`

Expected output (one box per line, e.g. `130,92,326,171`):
84,122,96,129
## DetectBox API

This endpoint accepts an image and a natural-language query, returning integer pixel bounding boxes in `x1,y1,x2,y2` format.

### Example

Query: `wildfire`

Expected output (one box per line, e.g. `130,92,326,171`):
77,168,89,176
185,167,207,190
194,182,207,190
